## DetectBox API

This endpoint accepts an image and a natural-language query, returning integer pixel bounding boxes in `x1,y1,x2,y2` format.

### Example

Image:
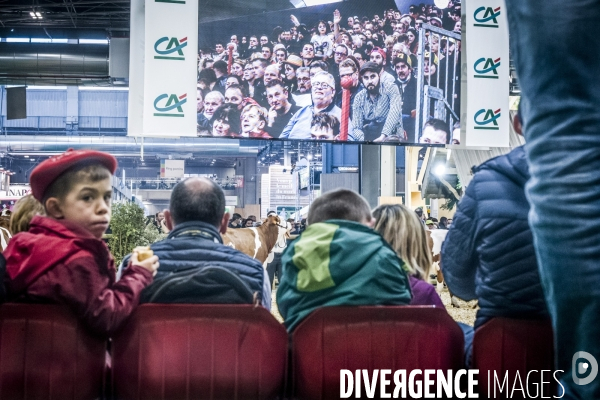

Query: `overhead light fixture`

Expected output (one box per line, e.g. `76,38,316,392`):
35,12,42,18
434,0,450,9
433,164,446,176
289,0,341,7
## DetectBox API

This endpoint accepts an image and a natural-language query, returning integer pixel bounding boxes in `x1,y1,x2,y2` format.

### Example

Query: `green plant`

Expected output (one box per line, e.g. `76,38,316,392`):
142,223,168,246
108,202,148,266
440,179,463,211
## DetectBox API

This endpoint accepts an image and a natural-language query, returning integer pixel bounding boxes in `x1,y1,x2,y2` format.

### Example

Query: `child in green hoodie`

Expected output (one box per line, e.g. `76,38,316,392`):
276,188,412,330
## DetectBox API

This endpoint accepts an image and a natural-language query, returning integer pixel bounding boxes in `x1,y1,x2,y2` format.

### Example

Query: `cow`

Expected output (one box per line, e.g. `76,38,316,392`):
263,221,292,267
427,228,478,309
222,215,283,264
426,229,461,307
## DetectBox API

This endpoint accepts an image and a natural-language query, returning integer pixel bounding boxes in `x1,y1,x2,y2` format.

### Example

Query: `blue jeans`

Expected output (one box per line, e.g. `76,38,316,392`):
505,1,600,398
458,322,474,368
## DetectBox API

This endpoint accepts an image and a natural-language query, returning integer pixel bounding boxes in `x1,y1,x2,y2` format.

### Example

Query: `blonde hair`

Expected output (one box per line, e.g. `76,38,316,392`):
372,204,432,279
241,104,268,121
384,36,396,47
10,194,46,234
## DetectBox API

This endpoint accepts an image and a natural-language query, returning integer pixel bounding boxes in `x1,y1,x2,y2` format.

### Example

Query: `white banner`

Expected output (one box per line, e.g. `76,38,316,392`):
1,185,31,198
161,159,185,178
465,0,510,147
129,0,198,137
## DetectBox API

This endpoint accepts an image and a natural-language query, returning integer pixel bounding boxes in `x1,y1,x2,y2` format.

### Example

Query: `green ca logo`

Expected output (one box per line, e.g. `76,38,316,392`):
474,57,500,79
474,6,501,28
154,37,187,60
474,108,500,130
153,93,187,117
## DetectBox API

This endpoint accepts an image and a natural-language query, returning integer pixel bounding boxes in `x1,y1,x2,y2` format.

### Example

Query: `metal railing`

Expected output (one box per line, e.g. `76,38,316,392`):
1,116,128,135
415,23,461,142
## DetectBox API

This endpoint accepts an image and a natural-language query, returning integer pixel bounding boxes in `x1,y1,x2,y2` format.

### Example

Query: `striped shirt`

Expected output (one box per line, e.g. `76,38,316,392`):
350,79,403,141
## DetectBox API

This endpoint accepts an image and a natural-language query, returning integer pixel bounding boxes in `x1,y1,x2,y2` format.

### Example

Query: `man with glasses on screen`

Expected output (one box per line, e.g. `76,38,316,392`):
334,58,363,119
330,44,348,88
351,62,403,142
280,71,342,140
291,67,312,107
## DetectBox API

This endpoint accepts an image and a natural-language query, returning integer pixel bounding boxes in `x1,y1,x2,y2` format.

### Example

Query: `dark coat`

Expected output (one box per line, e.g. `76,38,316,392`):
133,221,267,307
441,146,549,328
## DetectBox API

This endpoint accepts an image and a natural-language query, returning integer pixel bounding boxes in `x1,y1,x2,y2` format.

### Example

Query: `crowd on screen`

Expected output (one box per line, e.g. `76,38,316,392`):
196,1,462,143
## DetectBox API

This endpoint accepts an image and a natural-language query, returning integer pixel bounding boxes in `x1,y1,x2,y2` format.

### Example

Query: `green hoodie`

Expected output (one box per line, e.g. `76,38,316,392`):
276,219,412,331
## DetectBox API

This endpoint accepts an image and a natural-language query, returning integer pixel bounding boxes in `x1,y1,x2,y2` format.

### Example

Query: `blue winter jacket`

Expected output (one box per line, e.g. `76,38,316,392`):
441,146,548,328
120,221,269,309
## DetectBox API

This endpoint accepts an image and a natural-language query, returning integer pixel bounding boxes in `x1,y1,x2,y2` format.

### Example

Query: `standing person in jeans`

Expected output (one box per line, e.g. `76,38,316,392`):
505,2,600,397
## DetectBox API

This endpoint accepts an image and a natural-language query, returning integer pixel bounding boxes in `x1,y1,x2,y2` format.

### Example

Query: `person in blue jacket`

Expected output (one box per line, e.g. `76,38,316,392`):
441,112,548,360
119,177,270,309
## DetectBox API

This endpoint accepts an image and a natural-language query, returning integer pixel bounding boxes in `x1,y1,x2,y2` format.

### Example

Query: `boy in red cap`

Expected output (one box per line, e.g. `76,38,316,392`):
2,149,159,336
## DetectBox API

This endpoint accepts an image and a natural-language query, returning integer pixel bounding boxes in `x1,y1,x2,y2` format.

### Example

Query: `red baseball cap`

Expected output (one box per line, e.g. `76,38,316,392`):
30,148,117,202
371,47,387,60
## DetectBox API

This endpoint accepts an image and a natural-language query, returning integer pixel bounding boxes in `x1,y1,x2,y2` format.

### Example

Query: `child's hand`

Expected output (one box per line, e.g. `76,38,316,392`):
131,247,159,276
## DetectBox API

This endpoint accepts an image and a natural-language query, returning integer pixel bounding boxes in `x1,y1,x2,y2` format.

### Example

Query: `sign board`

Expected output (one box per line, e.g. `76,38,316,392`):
1,185,31,198
225,196,238,207
261,165,310,218
465,0,510,147
160,159,185,178
129,0,198,137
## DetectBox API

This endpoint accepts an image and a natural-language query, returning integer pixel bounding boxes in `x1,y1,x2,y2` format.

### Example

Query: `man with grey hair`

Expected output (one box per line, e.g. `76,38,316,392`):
121,177,271,308
197,91,224,135
280,71,342,139
292,66,312,107
276,188,411,331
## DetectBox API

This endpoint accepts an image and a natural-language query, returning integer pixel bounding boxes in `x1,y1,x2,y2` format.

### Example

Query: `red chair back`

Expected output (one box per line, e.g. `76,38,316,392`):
0,304,107,400
473,318,554,398
111,304,288,400
291,306,464,399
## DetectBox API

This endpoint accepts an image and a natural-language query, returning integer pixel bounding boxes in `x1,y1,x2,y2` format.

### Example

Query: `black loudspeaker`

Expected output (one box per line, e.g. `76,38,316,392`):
6,86,27,120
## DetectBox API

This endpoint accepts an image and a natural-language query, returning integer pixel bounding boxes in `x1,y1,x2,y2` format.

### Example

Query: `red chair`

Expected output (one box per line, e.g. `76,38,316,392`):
111,304,288,400
0,304,107,399
472,318,555,398
291,306,464,399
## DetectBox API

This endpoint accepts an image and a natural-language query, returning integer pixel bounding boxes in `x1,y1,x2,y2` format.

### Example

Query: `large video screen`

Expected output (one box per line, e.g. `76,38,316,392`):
197,0,461,145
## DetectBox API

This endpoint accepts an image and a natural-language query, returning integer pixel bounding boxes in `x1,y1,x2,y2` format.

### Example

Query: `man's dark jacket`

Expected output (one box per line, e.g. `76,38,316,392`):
441,146,548,328
123,221,266,306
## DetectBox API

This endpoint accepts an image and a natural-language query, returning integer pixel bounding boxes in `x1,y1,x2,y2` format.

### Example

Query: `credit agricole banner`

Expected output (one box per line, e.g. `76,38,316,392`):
465,0,509,147
129,0,198,137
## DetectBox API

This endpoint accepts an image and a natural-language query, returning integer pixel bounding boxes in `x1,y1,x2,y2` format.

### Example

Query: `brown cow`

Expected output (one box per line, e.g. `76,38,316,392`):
426,229,461,307
222,215,282,264
427,228,477,309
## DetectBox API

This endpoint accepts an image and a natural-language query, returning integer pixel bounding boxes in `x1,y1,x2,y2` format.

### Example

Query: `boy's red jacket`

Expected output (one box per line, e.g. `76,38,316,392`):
3,215,153,336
